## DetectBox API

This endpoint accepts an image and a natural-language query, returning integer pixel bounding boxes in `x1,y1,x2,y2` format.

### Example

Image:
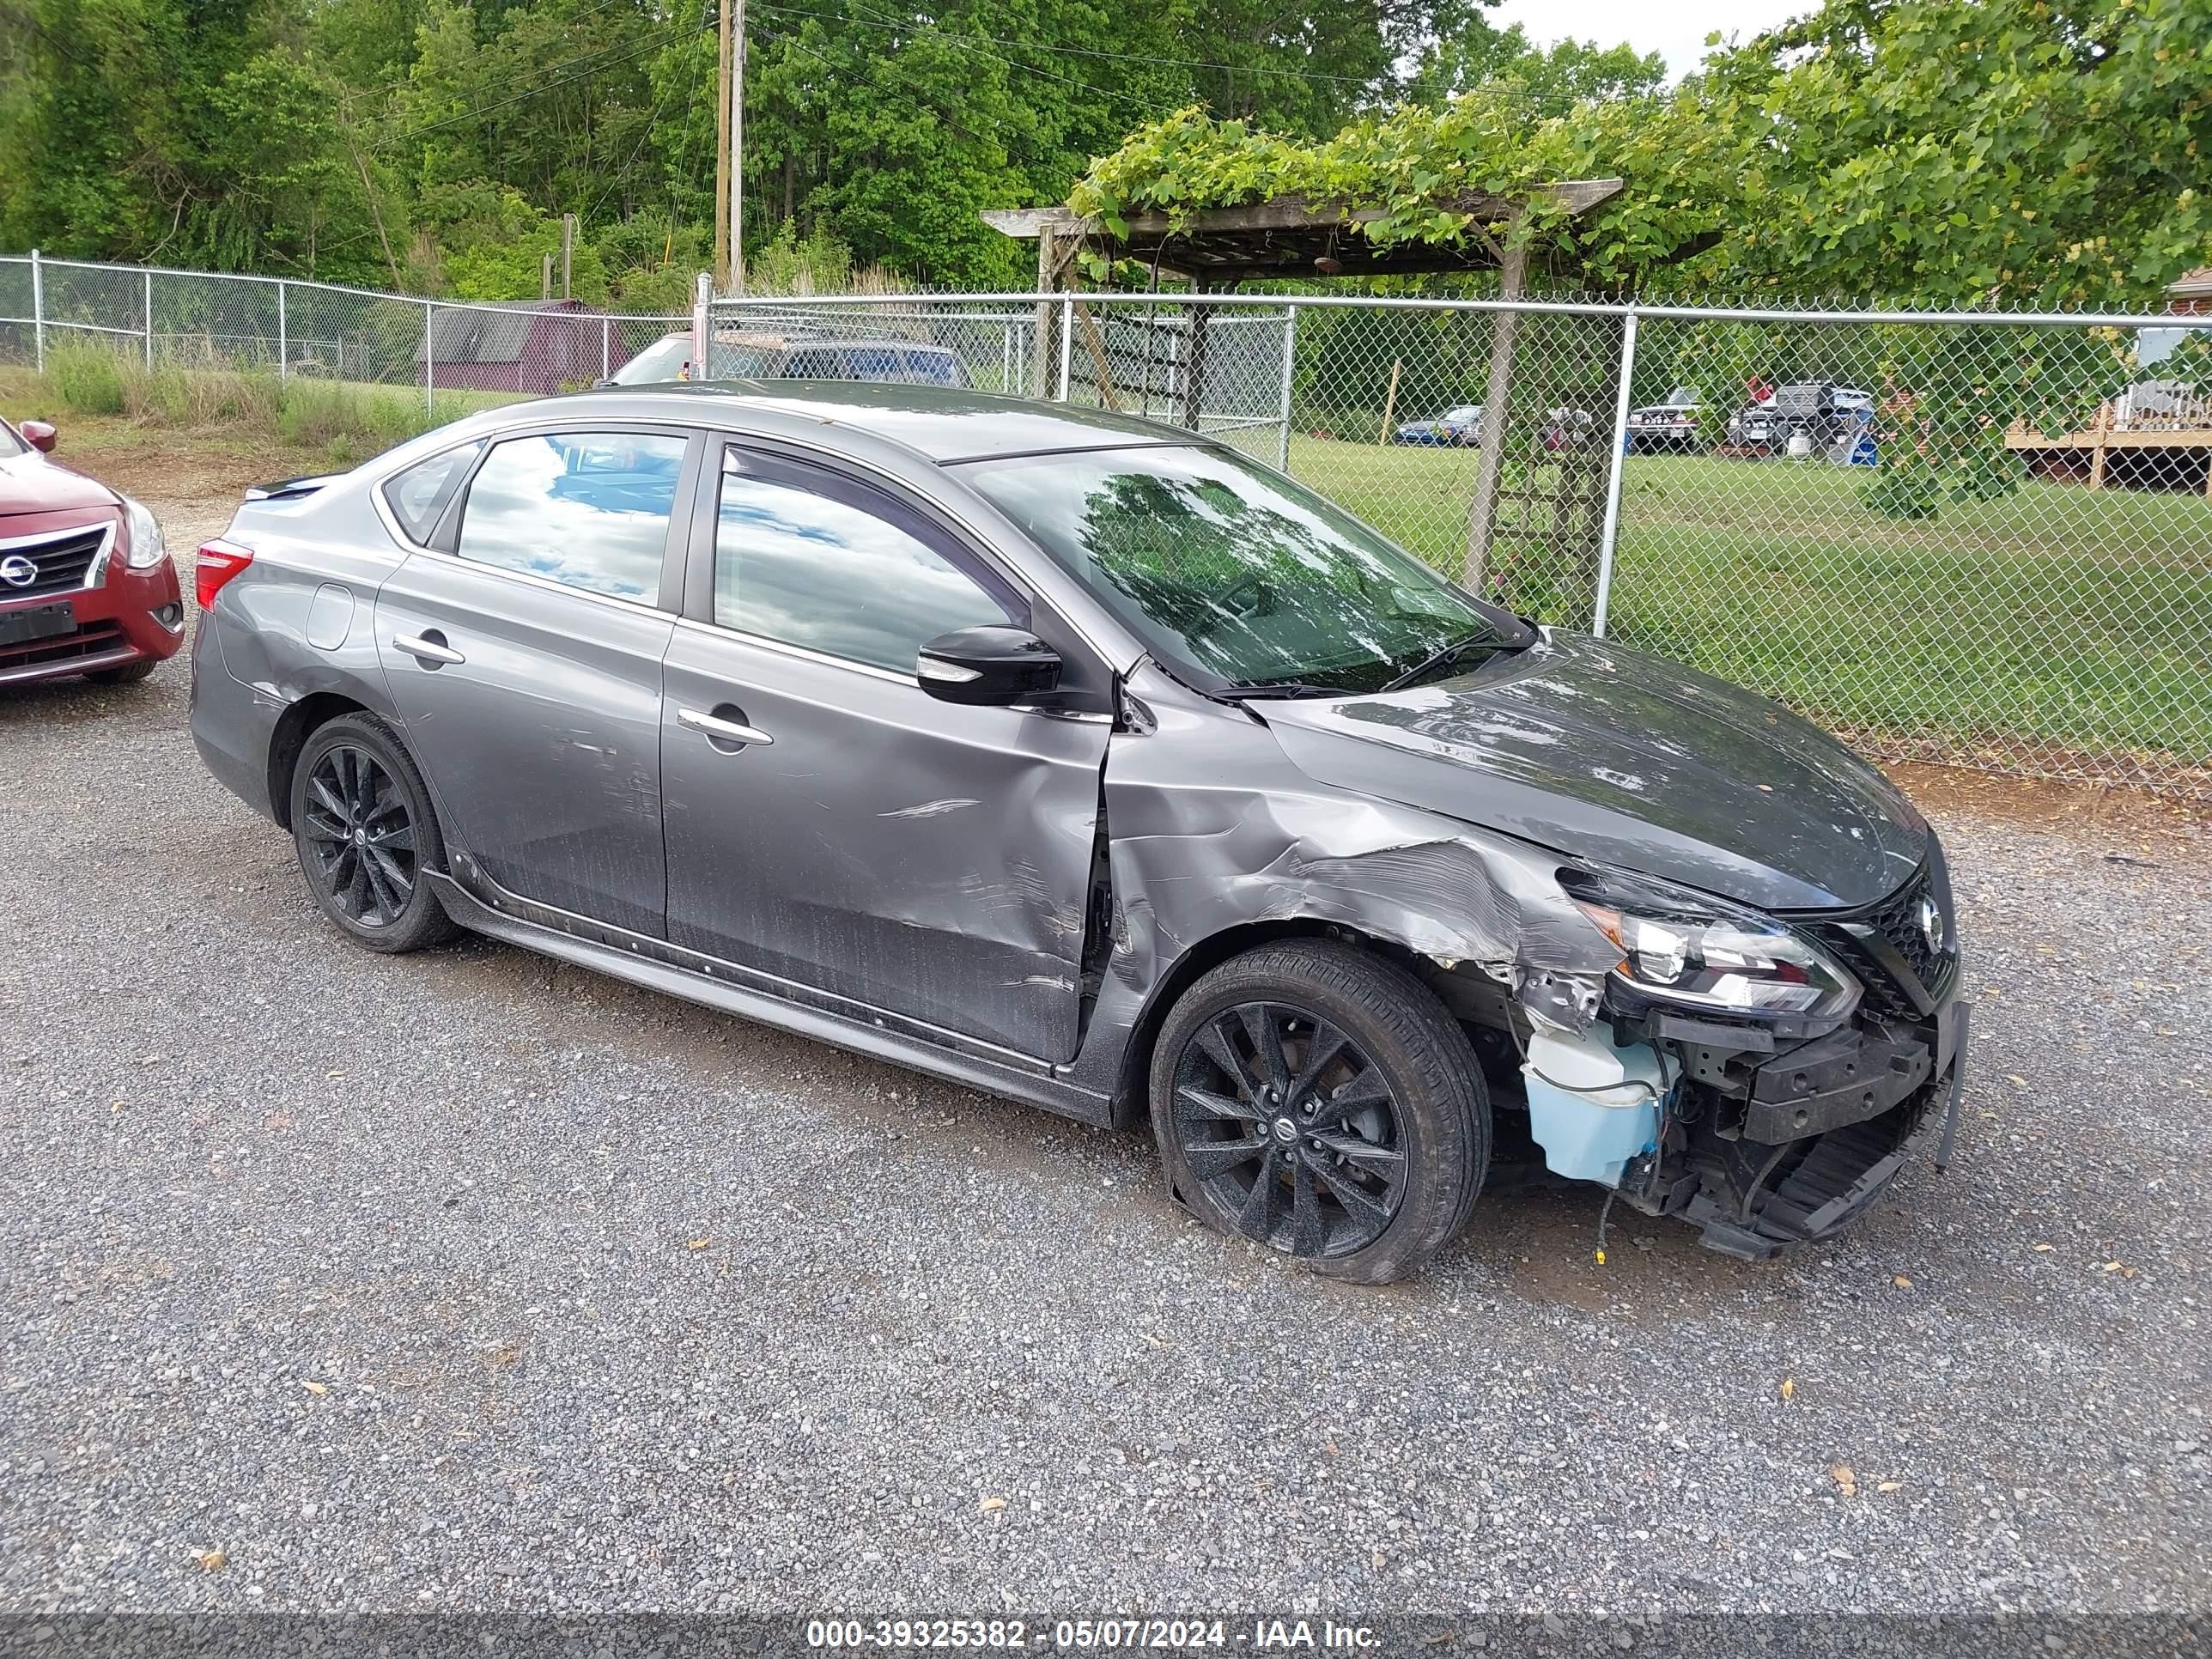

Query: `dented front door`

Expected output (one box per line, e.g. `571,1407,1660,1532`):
658,441,1109,1061
659,627,1107,1061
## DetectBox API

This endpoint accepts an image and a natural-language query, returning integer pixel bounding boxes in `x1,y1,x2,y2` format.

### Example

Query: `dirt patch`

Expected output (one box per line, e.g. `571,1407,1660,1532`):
1883,758,2212,862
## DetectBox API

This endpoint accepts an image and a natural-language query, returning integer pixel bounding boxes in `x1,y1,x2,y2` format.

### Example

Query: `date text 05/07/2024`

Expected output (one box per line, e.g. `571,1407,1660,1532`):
804,1620,1382,1651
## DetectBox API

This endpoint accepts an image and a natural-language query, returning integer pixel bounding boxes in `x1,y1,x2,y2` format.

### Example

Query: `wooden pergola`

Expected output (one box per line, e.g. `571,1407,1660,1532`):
983,179,1626,580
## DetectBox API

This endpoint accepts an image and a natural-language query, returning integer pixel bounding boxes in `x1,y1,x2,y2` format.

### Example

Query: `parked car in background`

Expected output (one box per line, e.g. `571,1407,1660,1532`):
605,331,972,388
1626,387,1705,452
1731,382,1873,452
1390,404,1483,447
0,416,183,689
189,384,1966,1282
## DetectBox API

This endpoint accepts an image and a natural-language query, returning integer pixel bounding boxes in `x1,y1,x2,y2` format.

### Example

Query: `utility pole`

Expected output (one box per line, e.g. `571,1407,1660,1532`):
728,0,746,295
713,0,732,286
561,213,577,300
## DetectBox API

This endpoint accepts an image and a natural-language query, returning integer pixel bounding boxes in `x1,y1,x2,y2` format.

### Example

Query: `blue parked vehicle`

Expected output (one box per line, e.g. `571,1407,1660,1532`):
1389,404,1482,447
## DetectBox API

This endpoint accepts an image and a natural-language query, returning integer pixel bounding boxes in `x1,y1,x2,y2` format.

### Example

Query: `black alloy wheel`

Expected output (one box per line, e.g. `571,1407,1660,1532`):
289,712,457,954
1149,939,1489,1283
1170,1000,1409,1260
301,743,418,927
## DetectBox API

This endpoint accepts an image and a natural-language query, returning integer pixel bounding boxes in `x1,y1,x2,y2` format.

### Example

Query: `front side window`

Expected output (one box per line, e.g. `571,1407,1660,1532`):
961,444,1520,695
455,429,688,601
380,441,483,544
713,453,1014,674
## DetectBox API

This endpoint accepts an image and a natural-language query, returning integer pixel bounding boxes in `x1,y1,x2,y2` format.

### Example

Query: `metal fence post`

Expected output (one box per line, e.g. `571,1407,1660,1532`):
423,299,434,416
692,270,713,379
29,247,43,371
1056,294,1074,402
1589,309,1639,640
602,315,611,382
1276,302,1298,471
143,268,154,369
276,280,288,384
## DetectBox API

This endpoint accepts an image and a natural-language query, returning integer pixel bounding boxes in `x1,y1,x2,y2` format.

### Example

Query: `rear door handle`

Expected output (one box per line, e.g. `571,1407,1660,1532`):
678,706,775,747
393,632,465,666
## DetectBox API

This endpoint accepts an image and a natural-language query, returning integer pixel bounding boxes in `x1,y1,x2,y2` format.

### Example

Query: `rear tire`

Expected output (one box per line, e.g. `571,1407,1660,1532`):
288,713,457,954
87,659,157,686
1149,939,1489,1284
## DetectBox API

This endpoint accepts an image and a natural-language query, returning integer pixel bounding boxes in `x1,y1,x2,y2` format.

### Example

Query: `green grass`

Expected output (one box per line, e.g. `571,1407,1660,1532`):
5,342,524,468
1284,436,2212,774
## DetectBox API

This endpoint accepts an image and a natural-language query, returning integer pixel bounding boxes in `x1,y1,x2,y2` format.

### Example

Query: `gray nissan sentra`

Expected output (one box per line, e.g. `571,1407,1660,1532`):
189,383,1967,1282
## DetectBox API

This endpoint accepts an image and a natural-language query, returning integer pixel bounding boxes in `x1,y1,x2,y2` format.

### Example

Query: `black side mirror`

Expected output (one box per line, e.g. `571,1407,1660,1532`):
916,624,1060,707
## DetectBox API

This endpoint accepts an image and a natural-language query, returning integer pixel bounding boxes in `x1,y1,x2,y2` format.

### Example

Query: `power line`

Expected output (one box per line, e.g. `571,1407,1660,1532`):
582,0,708,228
831,0,1156,118
356,0,648,100
751,0,1375,87
380,16,711,148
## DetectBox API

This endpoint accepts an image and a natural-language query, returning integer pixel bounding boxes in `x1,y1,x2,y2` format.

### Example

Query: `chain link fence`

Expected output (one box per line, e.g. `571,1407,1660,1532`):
3,253,2205,796
711,289,2212,798
0,252,690,410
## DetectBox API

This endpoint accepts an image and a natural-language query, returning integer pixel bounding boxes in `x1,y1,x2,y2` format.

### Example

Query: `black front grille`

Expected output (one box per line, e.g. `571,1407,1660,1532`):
0,525,108,597
0,619,124,671
1795,857,1959,1021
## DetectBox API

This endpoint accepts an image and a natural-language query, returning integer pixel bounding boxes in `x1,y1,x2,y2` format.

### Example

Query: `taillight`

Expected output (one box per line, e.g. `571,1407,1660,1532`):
195,538,253,610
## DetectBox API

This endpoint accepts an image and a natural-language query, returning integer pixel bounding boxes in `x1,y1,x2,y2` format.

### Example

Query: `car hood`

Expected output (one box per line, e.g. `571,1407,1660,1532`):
0,450,120,518
1253,633,1929,911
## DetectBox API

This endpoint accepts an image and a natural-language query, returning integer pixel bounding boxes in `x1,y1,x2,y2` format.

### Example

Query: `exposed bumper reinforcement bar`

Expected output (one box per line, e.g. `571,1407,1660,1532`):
1687,1002,1970,1261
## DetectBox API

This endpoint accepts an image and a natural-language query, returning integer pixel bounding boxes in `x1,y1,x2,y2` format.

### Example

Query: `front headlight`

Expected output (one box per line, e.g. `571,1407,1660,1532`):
122,497,167,569
1560,865,1860,1021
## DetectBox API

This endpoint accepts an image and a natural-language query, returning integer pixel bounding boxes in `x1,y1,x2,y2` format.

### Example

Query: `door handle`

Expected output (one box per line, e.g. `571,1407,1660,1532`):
393,632,465,666
678,706,775,747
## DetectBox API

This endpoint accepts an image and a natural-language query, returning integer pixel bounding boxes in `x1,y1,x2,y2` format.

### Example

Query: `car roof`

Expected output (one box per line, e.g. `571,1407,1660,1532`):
534,381,1204,464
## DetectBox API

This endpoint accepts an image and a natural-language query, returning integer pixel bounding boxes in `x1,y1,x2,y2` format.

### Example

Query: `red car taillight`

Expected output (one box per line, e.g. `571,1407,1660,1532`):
195,538,253,610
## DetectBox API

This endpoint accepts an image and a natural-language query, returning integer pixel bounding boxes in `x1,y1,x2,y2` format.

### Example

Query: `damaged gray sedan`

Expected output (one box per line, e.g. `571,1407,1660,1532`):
190,385,1967,1283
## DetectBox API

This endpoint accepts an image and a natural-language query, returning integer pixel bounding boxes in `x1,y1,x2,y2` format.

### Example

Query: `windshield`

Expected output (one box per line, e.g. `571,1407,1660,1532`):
961,444,1520,695
609,334,694,385
0,421,23,459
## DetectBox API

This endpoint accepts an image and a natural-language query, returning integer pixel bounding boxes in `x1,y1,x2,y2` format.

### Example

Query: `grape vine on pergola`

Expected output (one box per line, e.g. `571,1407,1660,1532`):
984,177,1625,581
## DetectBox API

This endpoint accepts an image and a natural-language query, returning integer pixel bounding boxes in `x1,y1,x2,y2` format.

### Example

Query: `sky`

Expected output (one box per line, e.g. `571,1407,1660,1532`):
1486,0,1808,79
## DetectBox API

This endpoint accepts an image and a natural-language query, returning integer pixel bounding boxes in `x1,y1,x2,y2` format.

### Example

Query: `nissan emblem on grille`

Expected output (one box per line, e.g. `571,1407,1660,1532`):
0,555,37,587
1917,895,1945,954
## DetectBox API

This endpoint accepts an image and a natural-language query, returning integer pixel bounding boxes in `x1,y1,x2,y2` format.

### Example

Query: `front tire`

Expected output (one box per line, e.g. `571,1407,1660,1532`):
1149,939,1489,1284
288,713,457,954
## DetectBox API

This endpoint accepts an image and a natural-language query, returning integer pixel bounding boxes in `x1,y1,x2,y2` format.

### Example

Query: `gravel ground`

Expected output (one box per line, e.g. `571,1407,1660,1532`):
1,463,2209,1620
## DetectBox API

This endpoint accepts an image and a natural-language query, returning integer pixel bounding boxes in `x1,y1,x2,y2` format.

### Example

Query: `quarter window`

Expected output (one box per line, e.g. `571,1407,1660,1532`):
455,429,688,601
380,441,482,544
712,453,1015,674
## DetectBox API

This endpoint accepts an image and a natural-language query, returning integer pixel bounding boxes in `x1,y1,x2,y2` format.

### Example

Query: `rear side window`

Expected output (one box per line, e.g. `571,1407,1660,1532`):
455,429,688,601
711,451,1016,673
381,441,482,544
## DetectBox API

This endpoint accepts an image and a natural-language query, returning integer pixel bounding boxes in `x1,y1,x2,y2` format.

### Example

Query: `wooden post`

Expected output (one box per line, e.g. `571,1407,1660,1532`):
1073,298,1121,411
1031,228,1057,399
1376,357,1402,445
2089,402,2112,491
1464,239,1528,592
729,0,746,294
714,0,732,285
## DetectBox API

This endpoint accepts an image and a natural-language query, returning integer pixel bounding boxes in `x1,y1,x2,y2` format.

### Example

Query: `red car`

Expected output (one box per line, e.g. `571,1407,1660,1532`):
0,415,184,687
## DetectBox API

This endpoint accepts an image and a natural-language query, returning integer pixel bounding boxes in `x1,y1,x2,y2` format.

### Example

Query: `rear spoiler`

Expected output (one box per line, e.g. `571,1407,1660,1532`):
244,473,346,503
